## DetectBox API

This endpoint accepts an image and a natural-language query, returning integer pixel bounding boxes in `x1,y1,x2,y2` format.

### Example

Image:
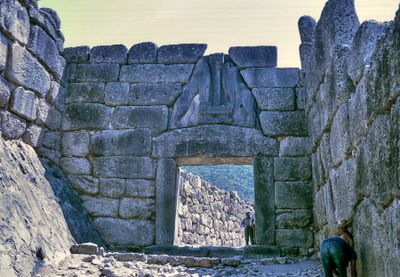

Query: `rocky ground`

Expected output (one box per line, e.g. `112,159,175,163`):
36,246,323,277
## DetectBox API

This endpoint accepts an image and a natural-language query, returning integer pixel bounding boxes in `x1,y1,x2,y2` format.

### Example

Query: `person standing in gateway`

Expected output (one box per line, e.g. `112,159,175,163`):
240,211,255,245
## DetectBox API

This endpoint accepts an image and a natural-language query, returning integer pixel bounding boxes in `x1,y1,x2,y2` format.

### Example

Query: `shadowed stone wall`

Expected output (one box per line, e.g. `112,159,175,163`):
299,0,400,275
61,42,312,249
175,170,254,247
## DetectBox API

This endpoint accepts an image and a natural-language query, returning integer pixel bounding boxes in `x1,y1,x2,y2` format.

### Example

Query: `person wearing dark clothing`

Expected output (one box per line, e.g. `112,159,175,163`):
321,219,357,277
240,211,255,245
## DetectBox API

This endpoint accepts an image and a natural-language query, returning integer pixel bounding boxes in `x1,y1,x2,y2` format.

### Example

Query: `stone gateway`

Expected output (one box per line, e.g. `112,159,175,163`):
0,0,399,276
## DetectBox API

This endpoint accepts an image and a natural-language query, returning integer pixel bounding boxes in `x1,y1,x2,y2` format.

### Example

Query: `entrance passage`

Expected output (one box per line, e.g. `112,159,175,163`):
174,164,254,247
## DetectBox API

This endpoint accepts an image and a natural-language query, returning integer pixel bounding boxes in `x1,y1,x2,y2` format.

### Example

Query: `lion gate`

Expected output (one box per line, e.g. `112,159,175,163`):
61,43,313,251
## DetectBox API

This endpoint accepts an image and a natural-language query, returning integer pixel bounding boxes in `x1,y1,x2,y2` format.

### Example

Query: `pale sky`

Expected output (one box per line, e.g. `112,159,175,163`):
39,0,399,67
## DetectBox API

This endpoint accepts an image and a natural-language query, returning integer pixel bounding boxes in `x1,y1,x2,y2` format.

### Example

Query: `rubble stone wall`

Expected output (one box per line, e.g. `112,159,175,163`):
299,0,400,276
61,42,312,248
175,170,254,247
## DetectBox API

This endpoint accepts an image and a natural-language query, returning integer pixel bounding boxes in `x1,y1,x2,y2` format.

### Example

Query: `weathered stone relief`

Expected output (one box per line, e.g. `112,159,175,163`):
170,54,256,128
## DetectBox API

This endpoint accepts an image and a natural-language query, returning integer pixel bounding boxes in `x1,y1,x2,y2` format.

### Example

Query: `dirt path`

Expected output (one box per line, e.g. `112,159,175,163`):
36,252,323,277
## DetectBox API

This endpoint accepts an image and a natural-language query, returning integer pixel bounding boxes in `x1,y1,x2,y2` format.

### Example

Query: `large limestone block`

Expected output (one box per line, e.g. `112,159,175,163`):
47,81,65,111
90,44,127,64
22,125,43,148
275,182,313,209
298,16,316,44
104,82,129,106
63,46,90,63
155,158,177,245
80,196,119,217
348,79,368,146
62,103,112,131
276,229,313,248
94,217,154,246
313,186,328,228
241,68,299,88
74,64,120,82
99,178,125,198
260,111,307,136
128,42,157,64
274,157,311,181
60,157,91,175
0,78,10,108
67,175,99,195
0,0,30,44
111,106,168,133
330,103,351,165
157,44,207,64
367,113,399,205
329,158,358,222
10,87,37,121
119,198,155,219
90,129,151,156
252,88,295,111
42,131,61,151
125,179,155,198
92,157,156,179
120,64,194,83
153,125,278,158
27,25,65,80
127,83,182,106
0,110,26,139
348,21,387,85
0,32,8,71
35,99,62,130
61,131,90,157
229,46,277,68
279,137,307,157
276,210,312,229
7,43,50,96
65,83,105,104
253,157,275,245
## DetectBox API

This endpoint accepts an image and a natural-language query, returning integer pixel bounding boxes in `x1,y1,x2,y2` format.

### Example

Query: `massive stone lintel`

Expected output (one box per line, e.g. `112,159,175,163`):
241,68,299,88
153,125,278,158
229,46,277,68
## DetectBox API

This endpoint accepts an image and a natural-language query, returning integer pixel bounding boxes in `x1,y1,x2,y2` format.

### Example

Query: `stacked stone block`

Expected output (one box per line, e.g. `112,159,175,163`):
175,170,253,247
299,0,399,276
61,42,313,249
0,0,65,161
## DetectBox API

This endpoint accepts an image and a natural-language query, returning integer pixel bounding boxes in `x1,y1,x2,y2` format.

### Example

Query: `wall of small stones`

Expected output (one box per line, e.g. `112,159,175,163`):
175,170,254,247
61,41,313,248
299,0,399,276
0,0,66,160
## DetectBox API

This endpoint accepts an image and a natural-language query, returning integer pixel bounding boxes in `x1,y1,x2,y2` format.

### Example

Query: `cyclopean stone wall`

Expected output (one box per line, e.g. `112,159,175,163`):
175,170,254,247
299,0,400,276
0,1,102,276
61,42,312,249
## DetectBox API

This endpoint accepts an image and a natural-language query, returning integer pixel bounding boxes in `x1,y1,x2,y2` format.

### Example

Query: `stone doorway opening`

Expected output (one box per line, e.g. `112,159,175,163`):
174,164,255,247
